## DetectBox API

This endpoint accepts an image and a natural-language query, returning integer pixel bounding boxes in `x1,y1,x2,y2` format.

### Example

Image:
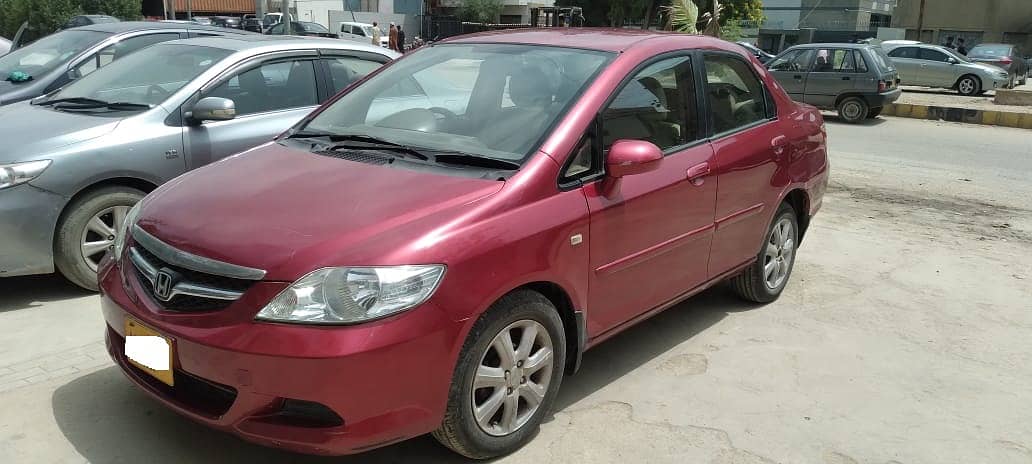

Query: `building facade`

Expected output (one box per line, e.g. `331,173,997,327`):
892,0,1032,49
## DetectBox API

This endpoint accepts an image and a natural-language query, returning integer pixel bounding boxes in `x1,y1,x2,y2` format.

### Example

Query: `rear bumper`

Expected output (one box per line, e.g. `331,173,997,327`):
862,88,902,107
99,258,464,455
0,184,64,277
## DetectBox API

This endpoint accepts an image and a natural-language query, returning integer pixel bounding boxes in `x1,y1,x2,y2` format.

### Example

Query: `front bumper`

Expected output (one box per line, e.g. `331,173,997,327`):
0,183,64,277
99,258,465,455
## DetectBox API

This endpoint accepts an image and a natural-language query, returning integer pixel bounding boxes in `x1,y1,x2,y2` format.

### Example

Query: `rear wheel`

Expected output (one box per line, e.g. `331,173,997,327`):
837,97,868,124
729,202,799,303
54,187,144,291
957,75,981,96
867,107,883,119
433,290,566,459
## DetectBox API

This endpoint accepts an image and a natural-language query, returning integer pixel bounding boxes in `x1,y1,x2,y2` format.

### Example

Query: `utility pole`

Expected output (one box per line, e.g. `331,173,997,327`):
916,0,926,41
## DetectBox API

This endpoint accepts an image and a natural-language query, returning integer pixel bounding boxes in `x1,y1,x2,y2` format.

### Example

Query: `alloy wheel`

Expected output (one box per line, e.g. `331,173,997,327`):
80,205,129,272
763,217,795,290
472,319,554,437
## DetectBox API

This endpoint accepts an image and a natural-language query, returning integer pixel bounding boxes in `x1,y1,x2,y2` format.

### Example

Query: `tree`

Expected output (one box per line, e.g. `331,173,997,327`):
459,0,503,24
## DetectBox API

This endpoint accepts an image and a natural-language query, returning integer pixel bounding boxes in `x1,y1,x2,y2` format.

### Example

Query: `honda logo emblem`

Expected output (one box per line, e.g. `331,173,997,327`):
154,269,176,301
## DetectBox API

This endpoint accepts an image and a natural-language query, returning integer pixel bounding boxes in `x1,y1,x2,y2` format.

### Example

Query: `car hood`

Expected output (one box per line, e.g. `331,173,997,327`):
0,101,121,163
137,143,506,280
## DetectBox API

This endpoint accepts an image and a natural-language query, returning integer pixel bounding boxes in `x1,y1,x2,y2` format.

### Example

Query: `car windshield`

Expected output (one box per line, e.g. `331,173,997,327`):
869,46,896,71
0,30,110,81
303,43,612,163
44,44,232,107
968,45,1011,58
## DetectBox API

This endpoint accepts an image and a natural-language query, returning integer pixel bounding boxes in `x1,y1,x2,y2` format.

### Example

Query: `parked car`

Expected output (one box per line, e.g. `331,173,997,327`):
965,43,1029,87
340,21,388,48
0,36,395,289
211,16,242,29
60,14,119,30
241,14,262,32
736,41,775,64
266,21,337,38
0,21,250,106
884,43,1010,95
99,30,828,458
767,43,900,123
0,37,10,56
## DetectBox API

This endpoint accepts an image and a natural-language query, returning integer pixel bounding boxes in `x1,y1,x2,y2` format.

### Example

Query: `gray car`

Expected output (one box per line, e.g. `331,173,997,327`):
767,43,901,123
0,36,396,289
0,22,251,106
884,43,1009,95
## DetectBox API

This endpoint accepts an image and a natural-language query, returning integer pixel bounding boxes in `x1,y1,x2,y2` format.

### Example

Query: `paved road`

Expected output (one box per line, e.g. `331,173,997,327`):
2,117,1031,463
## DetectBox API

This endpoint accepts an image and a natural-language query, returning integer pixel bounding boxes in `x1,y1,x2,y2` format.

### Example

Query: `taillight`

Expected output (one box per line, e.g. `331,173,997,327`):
999,56,1013,65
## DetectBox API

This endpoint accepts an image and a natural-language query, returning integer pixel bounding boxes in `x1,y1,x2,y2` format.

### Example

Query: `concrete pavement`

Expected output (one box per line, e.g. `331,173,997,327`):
2,117,1031,463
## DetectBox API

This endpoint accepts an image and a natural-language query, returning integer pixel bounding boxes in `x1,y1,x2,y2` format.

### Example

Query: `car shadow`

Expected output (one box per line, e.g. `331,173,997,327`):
51,287,746,463
0,274,91,314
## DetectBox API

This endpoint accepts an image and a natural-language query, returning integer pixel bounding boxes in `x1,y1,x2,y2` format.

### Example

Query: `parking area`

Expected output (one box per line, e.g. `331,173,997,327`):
1,116,1030,463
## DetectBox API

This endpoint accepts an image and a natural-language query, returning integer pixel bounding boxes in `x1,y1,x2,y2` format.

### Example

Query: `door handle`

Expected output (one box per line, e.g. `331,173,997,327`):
686,163,711,186
771,135,788,157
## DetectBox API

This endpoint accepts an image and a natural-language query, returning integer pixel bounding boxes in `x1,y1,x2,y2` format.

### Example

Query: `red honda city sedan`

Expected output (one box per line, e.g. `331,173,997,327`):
99,29,828,458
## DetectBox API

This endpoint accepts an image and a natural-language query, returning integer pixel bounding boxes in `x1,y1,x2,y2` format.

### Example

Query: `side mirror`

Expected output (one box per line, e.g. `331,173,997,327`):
606,140,663,178
187,97,236,124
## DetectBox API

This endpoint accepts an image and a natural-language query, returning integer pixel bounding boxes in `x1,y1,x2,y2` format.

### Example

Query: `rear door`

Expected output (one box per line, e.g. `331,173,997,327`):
887,46,924,85
803,47,861,108
767,48,814,101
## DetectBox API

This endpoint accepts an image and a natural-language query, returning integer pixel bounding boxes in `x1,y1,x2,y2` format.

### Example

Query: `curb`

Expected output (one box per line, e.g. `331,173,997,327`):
882,103,1032,130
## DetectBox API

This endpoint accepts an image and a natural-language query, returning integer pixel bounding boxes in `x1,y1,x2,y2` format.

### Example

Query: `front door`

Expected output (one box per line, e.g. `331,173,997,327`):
767,48,815,101
584,54,717,336
803,47,861,108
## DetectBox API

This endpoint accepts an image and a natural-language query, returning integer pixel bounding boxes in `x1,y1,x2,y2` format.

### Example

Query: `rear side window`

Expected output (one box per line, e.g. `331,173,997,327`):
888,47,918,59
704,54,767,135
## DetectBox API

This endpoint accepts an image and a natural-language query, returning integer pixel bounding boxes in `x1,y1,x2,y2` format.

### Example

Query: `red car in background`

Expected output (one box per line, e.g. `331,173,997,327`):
99,29,828,458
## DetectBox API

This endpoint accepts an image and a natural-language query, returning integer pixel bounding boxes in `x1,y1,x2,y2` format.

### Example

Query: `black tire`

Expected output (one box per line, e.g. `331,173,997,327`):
433,290,567,459
729,202,800,303
867,107,883,119
956,75,981,96
836,97,868,124
54,186,145,291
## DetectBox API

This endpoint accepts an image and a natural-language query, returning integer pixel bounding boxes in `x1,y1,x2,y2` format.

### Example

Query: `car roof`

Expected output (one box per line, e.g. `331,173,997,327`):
443,28,733,53
73,21,246,34
164,35,397,56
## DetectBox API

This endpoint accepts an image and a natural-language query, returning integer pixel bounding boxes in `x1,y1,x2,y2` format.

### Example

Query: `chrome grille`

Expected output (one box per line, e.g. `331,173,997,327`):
128,226,265,312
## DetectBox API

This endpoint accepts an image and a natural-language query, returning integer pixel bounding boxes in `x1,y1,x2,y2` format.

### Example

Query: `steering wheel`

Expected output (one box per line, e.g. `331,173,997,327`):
146,84,170,101
427,106,459,122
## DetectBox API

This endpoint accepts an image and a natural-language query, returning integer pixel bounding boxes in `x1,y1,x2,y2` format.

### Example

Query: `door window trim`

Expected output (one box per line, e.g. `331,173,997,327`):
699,50,778,141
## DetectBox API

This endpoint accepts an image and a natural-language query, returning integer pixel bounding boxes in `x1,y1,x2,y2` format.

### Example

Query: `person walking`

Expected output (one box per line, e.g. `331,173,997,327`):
371,21,382,47
956,38,968,55
388,23,399,53
397,25,406,53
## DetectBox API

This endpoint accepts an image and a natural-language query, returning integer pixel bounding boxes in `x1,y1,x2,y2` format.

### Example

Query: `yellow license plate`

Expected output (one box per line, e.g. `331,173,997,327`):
125,317,175,387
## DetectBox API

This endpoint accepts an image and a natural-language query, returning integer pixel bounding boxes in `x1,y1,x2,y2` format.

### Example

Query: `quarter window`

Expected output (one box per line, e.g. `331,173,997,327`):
704,54,767,135
601,56,695,152
206,59,319,116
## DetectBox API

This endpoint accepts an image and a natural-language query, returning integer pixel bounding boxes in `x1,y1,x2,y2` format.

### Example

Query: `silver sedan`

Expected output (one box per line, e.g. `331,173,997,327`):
0,36,397,289
883,43,1009,95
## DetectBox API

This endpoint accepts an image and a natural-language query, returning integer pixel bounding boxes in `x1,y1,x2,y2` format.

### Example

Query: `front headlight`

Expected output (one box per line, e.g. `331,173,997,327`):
112,202,142,259
0,160,52,190
257,265,446,324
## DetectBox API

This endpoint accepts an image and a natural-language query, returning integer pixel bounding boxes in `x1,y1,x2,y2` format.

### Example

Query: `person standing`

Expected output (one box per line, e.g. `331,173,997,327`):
397,25,406,53
371,21,382,47
957,38,968,55
388,23,399,53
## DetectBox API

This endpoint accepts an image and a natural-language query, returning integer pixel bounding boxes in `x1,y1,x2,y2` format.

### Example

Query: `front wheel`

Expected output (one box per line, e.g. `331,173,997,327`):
433,290,567,459
957,75,981,96
54,186,144,291
729,202,799,303
837,97,869,124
